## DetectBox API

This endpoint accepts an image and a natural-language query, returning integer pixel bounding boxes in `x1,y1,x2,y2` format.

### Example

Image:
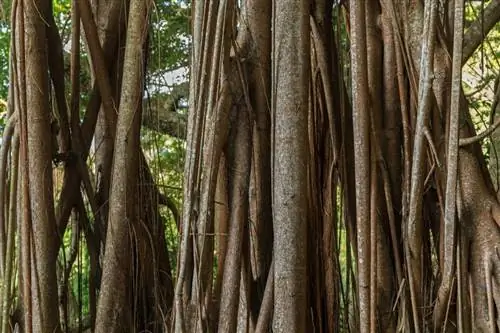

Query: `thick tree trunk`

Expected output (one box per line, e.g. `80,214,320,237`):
272,0,310,331
94,1,150,332
23,0,62,331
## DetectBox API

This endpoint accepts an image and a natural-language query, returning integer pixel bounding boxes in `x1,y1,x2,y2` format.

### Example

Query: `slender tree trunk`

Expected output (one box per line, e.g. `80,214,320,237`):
243,0,273,321
349,1,371,331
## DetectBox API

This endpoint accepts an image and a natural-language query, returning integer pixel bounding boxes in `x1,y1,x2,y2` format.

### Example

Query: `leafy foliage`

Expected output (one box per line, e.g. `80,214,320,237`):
463,1,500,163
149,0,190,71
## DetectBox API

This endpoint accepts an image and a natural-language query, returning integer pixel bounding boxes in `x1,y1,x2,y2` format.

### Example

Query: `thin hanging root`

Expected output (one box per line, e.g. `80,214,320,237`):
392,278,406,312
0,112,17,273
369,146,378,333
442,277,455,333
485,258,495,333
457,235,464,333
0,132,19,333
423,127,441,167
470,275,476,328
423,161,436,188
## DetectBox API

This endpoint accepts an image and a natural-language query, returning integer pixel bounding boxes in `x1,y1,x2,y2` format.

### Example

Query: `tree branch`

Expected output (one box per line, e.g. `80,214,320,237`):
462,0,500,64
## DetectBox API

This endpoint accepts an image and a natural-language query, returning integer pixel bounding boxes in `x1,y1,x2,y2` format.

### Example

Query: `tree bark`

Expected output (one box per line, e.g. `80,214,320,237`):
272,0,310,331
94,0,150,332
23,0,62,331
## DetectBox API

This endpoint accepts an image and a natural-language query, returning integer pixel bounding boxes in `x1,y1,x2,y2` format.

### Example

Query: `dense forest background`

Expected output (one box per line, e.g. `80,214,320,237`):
0,0,499,332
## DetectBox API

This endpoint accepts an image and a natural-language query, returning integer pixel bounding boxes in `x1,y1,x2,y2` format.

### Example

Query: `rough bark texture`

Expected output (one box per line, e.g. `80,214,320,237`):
2,1,500,332
349,1,371,332
272,0,310,331
24,0,62,331
94,0,150,332
217,105,252,333
244,2,273,321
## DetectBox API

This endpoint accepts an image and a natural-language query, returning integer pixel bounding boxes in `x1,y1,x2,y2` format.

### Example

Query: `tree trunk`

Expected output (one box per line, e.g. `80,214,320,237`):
23,0,62,331
1,0,499,332
94,1,151,332
271,1,310,332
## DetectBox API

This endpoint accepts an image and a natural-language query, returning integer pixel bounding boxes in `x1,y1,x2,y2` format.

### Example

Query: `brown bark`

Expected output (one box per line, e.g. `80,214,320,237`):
4,0,499,332
406,3,439,331
22,0,62,330
0,132,18,333
174,2,235,332
94,0,151,332
272,0,310,331
54,0,127,242
433,0,464,328
243,1,273,320
349,1,371,331
213,155,229,316
217,104,252,332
